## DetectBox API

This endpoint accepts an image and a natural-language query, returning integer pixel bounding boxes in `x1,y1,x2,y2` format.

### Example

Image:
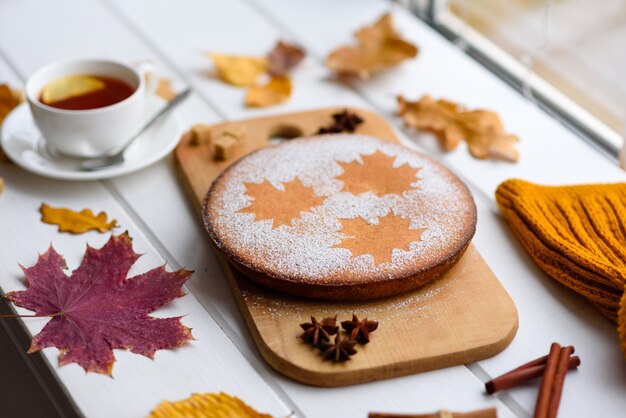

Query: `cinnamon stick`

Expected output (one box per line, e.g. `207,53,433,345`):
534,343,561,418
547,345,574,418
485,355,580,394
368,408,496,418
492,345,575,381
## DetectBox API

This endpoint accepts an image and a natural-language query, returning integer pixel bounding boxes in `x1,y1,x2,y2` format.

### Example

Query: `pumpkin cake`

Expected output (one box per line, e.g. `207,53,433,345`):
203,135,476,300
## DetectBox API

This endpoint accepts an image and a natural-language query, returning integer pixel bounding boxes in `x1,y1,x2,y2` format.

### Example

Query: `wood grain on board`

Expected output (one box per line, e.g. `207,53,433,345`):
175,107,518,386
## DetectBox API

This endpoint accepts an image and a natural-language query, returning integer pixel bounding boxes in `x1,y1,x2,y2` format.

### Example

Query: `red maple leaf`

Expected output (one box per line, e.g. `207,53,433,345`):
6,233,193,375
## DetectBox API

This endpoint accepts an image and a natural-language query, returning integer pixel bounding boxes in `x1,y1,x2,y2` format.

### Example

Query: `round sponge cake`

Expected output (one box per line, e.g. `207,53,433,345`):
203,135,476,300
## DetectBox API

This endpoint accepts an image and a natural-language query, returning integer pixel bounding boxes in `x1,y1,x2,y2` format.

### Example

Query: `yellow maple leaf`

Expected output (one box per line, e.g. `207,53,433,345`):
245,76,292,108
326,13,418,79
40,203,117,234
208,53,268,87
397,95,520,162
0,83,23,125
333,213,426,265
239,177,325,228
148,392,272,418
336,150,420,196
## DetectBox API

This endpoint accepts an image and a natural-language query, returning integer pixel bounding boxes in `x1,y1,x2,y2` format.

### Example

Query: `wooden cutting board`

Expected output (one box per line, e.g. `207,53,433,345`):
175,107,518,387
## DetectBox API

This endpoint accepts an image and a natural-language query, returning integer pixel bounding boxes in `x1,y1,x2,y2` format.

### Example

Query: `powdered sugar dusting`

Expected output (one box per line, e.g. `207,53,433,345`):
241,276,453,321
207,135,475,283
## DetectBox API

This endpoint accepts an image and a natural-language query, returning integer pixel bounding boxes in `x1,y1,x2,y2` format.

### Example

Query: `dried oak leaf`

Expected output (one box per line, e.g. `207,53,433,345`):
326,13,418,79
40,203,117,234
5,233,193,375
208,53,268,87
149,392,272,418
341,314,379,344
300,316,339,347
156,78,177,101
317,110,364,134
320,334,358,362
245,76,292,108
0,83,23,124
397,95,520,162
267,40,306,77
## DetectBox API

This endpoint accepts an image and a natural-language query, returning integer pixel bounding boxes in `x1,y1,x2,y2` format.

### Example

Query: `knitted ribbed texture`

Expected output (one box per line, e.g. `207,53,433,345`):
495,179,626,357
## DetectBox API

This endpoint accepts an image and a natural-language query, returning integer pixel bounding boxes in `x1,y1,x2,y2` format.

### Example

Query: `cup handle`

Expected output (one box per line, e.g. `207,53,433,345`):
134,60,157,96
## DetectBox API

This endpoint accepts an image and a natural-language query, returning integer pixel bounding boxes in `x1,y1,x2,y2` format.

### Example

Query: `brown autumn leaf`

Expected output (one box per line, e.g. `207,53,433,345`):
149,392,272,418
156,78,176,101
267,40,305,77
0,83,24,124
245,76,292,108
208,53,268,87
40,203,117,234
206,42,301,107
326,13,418,79
397,95,520,162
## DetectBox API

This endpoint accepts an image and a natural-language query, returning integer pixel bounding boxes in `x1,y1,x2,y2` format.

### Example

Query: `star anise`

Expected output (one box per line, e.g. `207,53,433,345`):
300,316,339,347
316,110,364,134
320,334,358,362
341,314,379,344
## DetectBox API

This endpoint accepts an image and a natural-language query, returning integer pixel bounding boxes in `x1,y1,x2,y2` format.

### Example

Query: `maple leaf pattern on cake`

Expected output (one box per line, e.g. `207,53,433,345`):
333,213,426,265
239,177,326,228
5,233,192,375
336,150,420,196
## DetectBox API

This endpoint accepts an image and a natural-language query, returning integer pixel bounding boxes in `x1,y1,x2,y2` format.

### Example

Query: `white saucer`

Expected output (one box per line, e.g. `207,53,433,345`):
0,97,182,181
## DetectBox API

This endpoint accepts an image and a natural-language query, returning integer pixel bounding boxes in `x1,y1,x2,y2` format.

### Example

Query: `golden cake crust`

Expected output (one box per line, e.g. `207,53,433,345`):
203,135,476,300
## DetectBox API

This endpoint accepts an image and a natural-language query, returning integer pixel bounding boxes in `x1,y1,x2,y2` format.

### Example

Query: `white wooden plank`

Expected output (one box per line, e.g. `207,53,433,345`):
3,0,620,416
0,56,73,418
103,0,626,416
0,4,309,416
470,193,625,417
0,59,20,86
55,0,514,416
276,367,515,418
245,0,626,192
220,0,626,416
0,163,291,418
0,21,292,418
0,0,256,343
101,0,369,120
0,0,517,416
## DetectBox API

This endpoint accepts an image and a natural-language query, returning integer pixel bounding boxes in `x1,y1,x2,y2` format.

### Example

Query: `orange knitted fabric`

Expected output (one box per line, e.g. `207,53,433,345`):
495,179,626,357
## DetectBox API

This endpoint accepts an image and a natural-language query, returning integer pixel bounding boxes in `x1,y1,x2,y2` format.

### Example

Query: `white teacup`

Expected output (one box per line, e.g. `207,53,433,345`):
26,59,154,158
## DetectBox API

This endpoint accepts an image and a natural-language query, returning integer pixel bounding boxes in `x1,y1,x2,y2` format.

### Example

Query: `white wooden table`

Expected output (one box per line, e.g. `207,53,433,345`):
0,1,624,417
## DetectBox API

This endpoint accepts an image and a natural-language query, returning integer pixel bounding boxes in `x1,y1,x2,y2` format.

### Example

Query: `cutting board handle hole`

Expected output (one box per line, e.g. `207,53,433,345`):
268,124,304,144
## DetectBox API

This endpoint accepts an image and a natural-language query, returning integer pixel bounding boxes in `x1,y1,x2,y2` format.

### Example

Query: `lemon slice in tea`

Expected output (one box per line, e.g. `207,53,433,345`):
41,75,106,104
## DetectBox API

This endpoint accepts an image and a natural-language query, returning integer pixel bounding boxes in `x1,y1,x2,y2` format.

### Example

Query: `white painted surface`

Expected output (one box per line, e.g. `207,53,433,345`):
0,0,623,417
1,97,182,180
